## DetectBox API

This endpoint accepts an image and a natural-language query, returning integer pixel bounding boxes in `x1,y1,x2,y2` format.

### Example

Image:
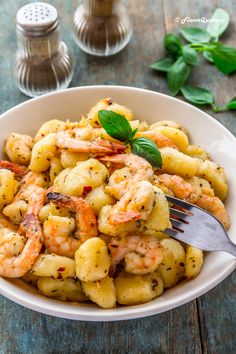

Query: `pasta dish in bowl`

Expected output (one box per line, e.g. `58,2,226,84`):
0,86,235,320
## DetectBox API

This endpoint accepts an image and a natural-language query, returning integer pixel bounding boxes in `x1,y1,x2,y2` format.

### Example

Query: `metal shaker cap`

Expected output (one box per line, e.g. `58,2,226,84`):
16,2,59,36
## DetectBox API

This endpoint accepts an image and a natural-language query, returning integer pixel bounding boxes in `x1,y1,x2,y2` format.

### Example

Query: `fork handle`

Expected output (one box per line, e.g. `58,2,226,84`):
224,241,236,258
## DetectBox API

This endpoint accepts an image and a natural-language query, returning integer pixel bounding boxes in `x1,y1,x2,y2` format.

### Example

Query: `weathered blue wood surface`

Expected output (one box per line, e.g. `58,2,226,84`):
0,0,235,353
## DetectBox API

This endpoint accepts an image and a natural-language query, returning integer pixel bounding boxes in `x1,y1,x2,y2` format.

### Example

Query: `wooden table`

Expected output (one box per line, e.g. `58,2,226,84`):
0,1,235,353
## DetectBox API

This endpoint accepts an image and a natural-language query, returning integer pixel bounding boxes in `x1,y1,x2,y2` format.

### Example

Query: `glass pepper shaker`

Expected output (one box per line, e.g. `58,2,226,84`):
14,2,74,97
74,0,133,57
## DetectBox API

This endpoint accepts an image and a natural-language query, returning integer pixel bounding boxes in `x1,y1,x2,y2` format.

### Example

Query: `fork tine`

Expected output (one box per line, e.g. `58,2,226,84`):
170,218,184,230
165,195,194,210
169,207,189,219
164,227,178,237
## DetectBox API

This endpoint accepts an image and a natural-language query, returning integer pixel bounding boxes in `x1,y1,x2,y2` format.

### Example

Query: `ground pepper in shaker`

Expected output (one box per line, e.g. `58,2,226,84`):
74,0,133,57
14,2,74,97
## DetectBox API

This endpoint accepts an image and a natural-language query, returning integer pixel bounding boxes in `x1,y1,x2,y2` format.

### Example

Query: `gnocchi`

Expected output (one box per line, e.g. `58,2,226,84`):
86,98,134,127
29,133,57,172
185,246,203,279
0,169,17,210
151,126,189,152
53,158,109,196
85,184,115,216
160,147,200,178
5,133,34,165
31,254,76,279
75,238,111,282
197,160,228,200
82,275,116,309
38,277,87,302
34,119,66,142
115,272,164,305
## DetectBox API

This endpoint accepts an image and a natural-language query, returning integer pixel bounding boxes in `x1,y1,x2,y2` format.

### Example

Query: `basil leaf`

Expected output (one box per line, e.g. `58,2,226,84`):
167,56,191,96
182,46,199,65
226,97,236,110
207,8,230,40
181,85,214,105
129,128,138,140
151,57,174,72
180,27,211,43
203,50,214,63
211,45,236,74
98,110,132,142
164,34,182,57
130,138,162,168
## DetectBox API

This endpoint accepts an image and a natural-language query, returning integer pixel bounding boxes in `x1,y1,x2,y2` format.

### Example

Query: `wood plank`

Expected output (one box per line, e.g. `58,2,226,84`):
197,271,236,354
0,295,202,354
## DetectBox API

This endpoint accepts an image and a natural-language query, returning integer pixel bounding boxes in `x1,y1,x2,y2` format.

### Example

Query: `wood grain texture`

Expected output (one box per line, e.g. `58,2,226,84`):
0,295,202,354
0,0,235,353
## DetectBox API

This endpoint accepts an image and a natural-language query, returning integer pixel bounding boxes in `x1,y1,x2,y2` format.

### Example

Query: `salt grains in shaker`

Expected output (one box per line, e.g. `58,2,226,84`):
14,2,74,97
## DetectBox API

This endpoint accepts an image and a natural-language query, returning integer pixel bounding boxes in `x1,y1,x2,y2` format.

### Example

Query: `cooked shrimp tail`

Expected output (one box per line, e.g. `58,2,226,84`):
107,180,155,225
47,192,98,242
56,130,125,156
158,173,230,229
0,186,45,278
108,211,142,225
0,160,28,177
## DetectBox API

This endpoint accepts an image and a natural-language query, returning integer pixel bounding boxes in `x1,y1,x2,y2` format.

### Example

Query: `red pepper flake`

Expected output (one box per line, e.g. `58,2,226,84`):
82,186,92,197
57,267,65,272
57,273,63,279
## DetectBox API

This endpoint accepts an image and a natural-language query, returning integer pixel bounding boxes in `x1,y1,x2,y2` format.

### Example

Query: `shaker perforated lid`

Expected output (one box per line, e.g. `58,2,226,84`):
16,2,58,36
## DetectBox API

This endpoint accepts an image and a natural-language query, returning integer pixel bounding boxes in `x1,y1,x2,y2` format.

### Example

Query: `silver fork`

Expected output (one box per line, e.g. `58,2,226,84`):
164,195,236,257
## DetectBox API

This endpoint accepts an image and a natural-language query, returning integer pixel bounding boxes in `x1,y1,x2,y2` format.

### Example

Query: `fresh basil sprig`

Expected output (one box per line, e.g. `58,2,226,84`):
181,85,214,105
130,138,162,168
167,56,190,95
180,85,236,112
150,8,236,113
97,110,132,142
98,110,162,168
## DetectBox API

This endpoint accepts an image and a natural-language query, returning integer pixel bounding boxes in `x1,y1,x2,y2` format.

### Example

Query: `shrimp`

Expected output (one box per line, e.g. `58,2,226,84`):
157,173,230,229
108,235,163,275
44,192,98,258
2,171,49,225
0,185,45,278
56,130,125,156
158,174,200,204
100,153,155,199
12,171,48,203
107,181,155,225
196,194,230,229
135,131,178,149
0,160,28,178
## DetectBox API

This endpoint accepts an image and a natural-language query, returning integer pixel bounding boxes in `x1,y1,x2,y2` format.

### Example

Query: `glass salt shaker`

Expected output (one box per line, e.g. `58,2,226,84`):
74,0,133,57
14,2,74,97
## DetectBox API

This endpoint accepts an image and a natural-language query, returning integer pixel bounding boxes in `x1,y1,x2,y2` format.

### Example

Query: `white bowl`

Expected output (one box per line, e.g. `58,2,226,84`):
0,86,235,321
